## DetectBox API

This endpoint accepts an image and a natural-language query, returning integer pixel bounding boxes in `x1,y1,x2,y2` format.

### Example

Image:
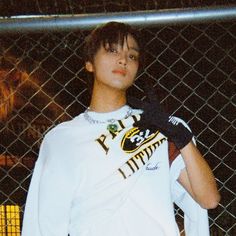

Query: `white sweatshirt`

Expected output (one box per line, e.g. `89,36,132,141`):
22,105,209,236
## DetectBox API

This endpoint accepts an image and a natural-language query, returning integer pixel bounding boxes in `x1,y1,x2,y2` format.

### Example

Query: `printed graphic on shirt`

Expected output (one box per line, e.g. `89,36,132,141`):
118,136,167,179
95,113,168,179
95,115,138,154
121,127,159,153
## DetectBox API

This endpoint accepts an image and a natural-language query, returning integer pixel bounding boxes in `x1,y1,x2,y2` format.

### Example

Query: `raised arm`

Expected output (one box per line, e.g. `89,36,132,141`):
178,141,220,209
127,91,220,209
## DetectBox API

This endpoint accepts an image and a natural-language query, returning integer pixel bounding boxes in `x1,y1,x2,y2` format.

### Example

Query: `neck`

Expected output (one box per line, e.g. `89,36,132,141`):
89,88,127,113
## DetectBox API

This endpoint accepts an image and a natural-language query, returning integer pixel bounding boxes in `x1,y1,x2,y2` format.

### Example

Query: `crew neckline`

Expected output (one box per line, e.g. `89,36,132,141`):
84,105,131,122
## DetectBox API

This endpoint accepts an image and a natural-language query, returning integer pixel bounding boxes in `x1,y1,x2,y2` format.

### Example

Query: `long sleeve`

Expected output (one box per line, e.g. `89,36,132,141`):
22,131,79,236
22,137,48,236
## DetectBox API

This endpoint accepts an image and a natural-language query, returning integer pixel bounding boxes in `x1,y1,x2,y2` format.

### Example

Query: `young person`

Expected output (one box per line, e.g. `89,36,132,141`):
22,21,220,236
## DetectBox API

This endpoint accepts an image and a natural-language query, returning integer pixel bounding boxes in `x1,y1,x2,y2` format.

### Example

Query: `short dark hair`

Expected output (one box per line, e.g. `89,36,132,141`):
83,21,143,65
83,22,144,98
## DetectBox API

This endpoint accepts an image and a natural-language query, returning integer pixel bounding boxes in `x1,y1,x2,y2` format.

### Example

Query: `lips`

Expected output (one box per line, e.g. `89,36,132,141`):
112,69,127,76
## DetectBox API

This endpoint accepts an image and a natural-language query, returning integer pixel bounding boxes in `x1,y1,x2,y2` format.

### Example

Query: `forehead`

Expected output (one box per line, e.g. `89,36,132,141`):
103,34,139,51
124,35,139,50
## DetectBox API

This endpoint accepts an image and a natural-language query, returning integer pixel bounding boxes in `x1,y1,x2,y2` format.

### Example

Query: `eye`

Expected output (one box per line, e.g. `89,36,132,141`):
129,54,139,61
106,46,118,54
110,48,118,53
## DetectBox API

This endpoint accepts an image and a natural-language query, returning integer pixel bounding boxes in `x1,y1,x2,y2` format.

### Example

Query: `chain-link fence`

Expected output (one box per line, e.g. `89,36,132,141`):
0,0,236,16
0,2,235,236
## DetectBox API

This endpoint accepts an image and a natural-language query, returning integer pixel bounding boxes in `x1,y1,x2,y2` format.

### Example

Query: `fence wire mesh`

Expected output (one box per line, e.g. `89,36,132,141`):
0,6,235,236
0,0,235,16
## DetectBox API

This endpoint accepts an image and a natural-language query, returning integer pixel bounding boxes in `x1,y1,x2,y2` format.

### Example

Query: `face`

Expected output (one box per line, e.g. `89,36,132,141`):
85,34,140,93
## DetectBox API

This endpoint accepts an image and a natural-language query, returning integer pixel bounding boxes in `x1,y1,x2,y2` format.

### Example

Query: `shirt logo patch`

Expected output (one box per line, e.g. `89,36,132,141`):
121,127,159,153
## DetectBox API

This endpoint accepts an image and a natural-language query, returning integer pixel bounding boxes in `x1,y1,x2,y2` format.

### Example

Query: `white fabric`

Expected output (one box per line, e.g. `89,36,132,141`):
170,118,210,236
22,105,209,236
172,180,210,236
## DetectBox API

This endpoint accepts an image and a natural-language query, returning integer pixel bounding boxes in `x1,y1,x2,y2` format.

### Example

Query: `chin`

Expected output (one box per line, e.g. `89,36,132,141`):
113,84,132,92
112,80,133,90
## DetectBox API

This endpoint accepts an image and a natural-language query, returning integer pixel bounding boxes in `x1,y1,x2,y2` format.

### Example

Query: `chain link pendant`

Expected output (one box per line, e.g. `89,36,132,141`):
107,123,118,132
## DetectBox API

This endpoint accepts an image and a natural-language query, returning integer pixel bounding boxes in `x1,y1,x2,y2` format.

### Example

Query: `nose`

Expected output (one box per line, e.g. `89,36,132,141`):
118,52,127,67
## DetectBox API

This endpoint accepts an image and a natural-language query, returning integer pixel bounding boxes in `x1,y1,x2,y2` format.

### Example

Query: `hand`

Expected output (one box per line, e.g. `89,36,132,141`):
127,88,193,150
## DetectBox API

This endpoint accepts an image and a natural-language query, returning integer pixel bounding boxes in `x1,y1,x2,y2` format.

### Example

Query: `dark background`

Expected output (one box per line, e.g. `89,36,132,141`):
0,1,235,235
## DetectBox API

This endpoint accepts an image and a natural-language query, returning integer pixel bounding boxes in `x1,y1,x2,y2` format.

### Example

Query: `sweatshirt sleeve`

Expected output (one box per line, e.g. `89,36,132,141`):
22,130,78,236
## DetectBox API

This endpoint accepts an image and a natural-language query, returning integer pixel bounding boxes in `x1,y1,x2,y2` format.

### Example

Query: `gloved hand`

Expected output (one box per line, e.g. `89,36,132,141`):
127,88,193,150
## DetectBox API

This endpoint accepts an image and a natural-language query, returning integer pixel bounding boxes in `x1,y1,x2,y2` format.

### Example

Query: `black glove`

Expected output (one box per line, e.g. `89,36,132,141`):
127,88,193,150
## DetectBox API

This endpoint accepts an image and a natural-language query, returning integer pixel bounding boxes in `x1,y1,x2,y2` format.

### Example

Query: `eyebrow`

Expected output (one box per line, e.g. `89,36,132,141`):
105,41,140,53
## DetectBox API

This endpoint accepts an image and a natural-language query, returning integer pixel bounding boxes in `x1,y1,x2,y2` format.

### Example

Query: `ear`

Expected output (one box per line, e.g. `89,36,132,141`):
85,61,94,72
